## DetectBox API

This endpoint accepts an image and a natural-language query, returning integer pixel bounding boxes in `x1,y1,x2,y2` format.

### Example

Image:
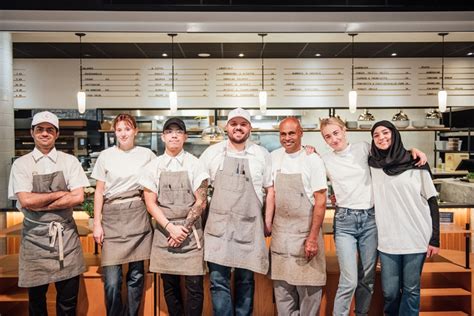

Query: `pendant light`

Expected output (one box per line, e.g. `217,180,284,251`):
348,33,358,114
168,34,178,113
258,33,268,114
75,33,86,114
438,32,449,112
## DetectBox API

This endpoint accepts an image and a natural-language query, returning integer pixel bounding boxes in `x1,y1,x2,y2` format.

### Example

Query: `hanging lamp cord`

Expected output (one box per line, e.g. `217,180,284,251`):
261,34,265,91
171,35,175,91
351,34,354,90
79,35,83,90
441,34,445,90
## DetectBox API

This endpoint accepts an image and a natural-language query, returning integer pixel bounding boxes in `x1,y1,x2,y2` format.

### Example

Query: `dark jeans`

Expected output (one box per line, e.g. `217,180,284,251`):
103,261,145,316
161,274,204,316
208,262,255,316
28,275,80,316
379,251,426,316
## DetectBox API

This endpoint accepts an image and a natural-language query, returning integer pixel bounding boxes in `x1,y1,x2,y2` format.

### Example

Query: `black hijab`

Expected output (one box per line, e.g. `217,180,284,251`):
368,120,431,176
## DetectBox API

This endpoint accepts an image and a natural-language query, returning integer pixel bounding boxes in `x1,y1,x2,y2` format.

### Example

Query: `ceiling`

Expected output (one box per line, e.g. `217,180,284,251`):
12,41,474,59
11,32,474,59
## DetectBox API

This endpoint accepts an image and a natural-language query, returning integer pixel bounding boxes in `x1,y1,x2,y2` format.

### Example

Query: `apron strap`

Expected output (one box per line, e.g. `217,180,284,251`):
24,217,66,262
48,222,65,261
192,224,202,249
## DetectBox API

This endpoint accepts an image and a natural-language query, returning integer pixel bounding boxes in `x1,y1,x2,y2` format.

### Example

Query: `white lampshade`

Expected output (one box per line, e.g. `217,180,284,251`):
169,91,178,113
77,91,86,114
259,90,267,114
438,90,447,112
348,90,357,113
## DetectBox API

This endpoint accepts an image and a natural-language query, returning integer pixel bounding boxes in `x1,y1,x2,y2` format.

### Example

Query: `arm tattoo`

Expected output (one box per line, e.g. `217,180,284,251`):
184,179,208,231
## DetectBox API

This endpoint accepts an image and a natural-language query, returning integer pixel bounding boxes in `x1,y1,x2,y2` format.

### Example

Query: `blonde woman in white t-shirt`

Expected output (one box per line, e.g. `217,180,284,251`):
320,117,426,316
91,113,156,316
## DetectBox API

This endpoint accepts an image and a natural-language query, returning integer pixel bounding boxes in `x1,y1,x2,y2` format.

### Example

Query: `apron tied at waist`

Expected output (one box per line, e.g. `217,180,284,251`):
24,217,66,262
104,189,143,205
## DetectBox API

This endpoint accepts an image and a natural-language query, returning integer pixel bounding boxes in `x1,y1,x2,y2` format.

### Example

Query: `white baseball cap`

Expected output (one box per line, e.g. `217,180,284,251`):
227,107,251,124
31,111,59,129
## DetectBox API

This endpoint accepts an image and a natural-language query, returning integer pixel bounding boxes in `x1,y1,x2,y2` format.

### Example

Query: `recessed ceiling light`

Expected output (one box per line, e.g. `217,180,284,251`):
314,53,321,57
391,53,397,57
198,53,211,57
83,54,91,57
238,53,244,57
468,52,473,56
162,53,168,57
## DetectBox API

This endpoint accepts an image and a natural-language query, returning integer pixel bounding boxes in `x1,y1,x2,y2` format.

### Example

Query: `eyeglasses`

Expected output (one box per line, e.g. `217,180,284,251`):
163,129,185,135
33,126,57,134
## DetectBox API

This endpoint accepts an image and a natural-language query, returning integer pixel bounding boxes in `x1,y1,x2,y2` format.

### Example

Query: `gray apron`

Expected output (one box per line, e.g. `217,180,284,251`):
150,171,205,276
271,172,326,286
101,190,153,267
204,154,269,275
19,170,86,288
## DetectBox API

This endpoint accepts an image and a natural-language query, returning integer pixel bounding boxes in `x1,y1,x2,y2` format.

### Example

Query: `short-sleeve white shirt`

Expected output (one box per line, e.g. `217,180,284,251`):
199,140,272,204
370,167,438,254
321,142,374,209
139,150,209,194
8,147,90,209
271,147,327,205
91,146,156,198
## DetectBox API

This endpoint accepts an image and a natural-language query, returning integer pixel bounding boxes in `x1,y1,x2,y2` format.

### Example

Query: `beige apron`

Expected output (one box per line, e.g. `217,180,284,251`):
101,190,153,267
150,171,205,276
204,154,269,275
271,172,326,286
19,170,86,288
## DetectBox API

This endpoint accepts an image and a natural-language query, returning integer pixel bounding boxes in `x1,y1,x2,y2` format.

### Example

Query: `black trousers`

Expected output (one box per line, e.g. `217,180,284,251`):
161,274,204,316
28,275,80,316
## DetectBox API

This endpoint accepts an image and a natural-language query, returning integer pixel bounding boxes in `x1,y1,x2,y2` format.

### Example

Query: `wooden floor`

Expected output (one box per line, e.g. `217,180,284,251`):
0,249,472,315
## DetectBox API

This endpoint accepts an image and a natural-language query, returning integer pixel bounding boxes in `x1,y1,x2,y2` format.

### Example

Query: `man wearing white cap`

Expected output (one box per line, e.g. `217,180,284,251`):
199,107,274,316
8,111,90,315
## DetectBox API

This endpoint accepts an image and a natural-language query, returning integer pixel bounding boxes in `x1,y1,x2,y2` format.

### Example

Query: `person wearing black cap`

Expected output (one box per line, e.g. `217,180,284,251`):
368,120,439,316
140,117,209,316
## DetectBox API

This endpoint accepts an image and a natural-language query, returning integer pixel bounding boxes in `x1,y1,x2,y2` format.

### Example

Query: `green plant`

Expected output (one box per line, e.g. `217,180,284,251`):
83,199,94,218
467,172,474,179
83,187,95,218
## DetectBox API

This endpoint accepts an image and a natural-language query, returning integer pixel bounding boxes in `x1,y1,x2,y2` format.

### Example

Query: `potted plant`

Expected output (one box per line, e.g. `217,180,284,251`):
83,187,95,230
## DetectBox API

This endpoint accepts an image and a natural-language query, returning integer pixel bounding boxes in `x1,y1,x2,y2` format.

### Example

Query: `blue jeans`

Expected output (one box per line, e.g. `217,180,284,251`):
379,251,426,316
333,207,378,316
103,261,145,316
208,262,255,316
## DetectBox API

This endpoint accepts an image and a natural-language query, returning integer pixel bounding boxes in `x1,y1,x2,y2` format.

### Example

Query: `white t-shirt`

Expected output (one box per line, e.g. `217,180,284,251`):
370,167,438,254
199,140,273,204
321,142,373,209
91,146,156,198
139,150,209,194
8,147,90,209
271,147,327,205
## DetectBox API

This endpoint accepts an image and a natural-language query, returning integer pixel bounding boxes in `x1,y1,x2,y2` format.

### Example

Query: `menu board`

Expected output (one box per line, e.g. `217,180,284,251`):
215,66,276,97
283,67,345,97
83,67,141,98
418,65,474,97
12,58,474,109
13,68,27,99
147,66,209,98
355,66,412,96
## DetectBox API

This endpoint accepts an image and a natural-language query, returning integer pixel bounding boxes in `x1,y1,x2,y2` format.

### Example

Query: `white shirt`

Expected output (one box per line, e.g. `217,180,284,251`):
8,147,90,209
321,142,373,209
199,140,273,204
91,146,156,198
271,147,327,205
139,150,209,194
371,167,438,254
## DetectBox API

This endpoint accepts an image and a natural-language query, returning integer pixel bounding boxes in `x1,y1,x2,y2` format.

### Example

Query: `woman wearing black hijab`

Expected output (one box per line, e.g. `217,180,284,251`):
368,120,440,316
